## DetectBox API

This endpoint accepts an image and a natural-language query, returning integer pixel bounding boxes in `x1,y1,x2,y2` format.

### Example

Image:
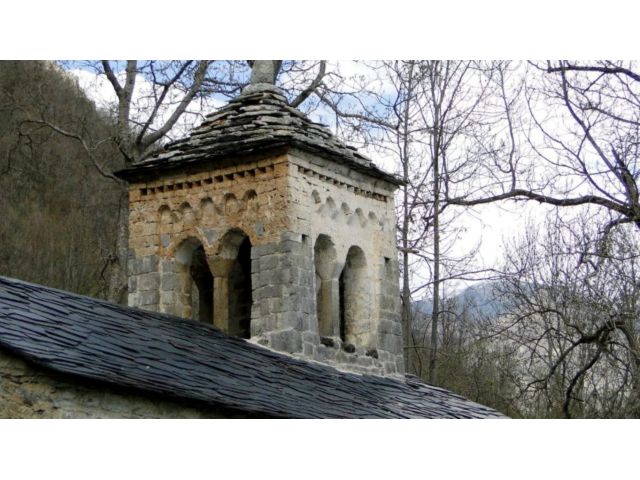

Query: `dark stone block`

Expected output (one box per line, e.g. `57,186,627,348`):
342,343,356,354
320,336,335,348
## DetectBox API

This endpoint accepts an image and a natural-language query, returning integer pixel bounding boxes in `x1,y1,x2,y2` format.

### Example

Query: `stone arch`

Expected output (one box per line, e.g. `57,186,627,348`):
158,204,172,230
179,202,196,229
368,211,378,225
319,196,336,217
199,197,216,222
341,202,352,216
312,190,322,204
314,234,339,338
210,228,252,338
339,246,370,347
224,193,239,215
174,237,214,324
348,208,366,227
158,204,171,222
326,197,339,219
243,189,258,213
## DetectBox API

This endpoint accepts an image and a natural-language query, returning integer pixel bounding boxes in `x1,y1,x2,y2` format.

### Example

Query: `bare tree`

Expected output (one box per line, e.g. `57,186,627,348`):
489,210,640,418
319,61,496,379
0,61,122,297
16,60,330,303
448,61,640,238
414,60,496,382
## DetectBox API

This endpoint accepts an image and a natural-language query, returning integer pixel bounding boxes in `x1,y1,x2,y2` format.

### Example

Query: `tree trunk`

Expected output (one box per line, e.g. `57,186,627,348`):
107,188,129,304
429,143,441,384
400,62,415,373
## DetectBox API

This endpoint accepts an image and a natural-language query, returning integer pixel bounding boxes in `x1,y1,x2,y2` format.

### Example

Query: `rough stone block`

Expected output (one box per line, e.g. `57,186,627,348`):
384,362,398,376
278,240,300,254
380,334,402,355
160,291,176,305
139,290,159,306
268,329,302,354
141,255,159,274
260,255,278,271
302,342,315,357
302,331,319,344
280,231,302,242
139,272,159,291
160,259,175,274
128,258,142,276
127,293,138,306
317,345,337,362
272,269,291,284
161,273,178,291
357,356,374,367
264,284,284,299
378,319,395,334
252,243,277,257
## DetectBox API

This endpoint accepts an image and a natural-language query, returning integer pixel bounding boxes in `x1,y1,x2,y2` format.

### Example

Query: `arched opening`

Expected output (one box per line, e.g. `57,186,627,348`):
228,236,252,338
214,229,253,339
314,234,338,338
175,237,214,323
339,246,369,346
190,245,214,322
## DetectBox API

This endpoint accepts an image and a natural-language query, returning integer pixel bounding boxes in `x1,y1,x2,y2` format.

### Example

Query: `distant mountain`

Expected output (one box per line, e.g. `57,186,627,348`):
412,282,506,323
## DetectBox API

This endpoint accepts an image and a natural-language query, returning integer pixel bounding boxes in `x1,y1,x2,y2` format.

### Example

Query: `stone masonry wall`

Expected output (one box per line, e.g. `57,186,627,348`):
125,150,403,377
287,150,404,376
127,154,290,334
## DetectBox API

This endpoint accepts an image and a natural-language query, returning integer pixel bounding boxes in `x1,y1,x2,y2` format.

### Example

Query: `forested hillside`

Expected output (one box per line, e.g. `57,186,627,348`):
0,61,122,297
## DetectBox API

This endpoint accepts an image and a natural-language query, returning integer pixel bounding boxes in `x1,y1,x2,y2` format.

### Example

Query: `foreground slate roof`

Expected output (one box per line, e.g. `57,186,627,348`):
115,84,402,185
0,276,505,418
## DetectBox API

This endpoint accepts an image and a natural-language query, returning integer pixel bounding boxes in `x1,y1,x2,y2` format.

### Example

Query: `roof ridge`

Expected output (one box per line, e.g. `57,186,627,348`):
0,275,507,418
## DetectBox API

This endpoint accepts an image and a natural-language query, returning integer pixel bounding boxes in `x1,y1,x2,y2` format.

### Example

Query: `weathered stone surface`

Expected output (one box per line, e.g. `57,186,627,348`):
160,273,178,291
139,272,159,291
267,328,302,354
117,70,405,377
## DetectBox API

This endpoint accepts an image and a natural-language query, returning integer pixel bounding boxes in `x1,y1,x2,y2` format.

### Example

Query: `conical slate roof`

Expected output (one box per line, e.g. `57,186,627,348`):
116,84,402,185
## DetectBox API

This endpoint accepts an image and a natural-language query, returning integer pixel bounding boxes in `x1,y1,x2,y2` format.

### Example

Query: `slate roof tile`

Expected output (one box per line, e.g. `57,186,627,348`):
115,85,402,186
0,276,506,418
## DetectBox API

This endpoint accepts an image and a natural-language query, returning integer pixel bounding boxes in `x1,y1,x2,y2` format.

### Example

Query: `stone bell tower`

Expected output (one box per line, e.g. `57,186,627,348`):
115,61,405,376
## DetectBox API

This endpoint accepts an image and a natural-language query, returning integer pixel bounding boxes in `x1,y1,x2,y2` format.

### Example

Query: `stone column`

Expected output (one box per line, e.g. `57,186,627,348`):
209,257,234,333
317,276,340,338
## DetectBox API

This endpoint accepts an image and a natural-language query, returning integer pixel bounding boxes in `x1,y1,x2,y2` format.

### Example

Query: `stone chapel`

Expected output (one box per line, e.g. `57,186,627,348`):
115,61,405,376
